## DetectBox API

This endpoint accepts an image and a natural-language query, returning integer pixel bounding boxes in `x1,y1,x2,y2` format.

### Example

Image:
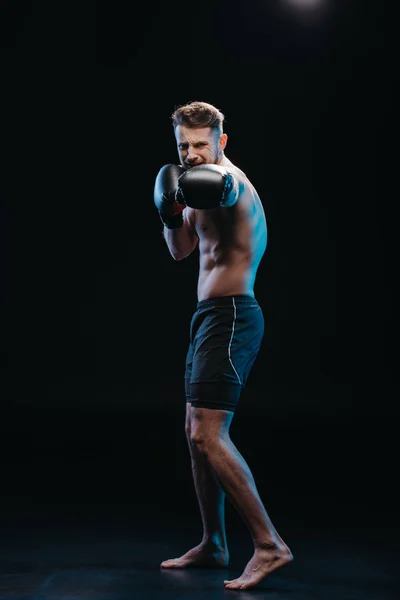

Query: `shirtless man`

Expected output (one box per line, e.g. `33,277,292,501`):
153,101,293,591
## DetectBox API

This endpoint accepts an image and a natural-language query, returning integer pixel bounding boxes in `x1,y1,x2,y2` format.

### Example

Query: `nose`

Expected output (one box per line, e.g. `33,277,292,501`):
186,147,199,164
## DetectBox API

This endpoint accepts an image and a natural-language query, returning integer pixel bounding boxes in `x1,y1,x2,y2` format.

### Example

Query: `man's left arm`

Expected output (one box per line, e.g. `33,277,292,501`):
176,164,240,210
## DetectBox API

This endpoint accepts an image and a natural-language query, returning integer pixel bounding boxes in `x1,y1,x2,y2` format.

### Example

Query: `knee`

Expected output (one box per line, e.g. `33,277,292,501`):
190,430,204,448
189,428,214,453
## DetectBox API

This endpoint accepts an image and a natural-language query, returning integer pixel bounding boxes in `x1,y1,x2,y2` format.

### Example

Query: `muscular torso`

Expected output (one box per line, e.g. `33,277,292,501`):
185,162,267,301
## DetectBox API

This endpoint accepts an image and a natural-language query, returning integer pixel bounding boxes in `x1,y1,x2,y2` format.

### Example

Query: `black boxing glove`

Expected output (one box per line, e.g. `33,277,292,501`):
154,164,186,228
176,164,234,209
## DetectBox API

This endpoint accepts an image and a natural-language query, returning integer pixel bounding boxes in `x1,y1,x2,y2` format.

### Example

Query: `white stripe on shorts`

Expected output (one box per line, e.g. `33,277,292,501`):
228,298,242,385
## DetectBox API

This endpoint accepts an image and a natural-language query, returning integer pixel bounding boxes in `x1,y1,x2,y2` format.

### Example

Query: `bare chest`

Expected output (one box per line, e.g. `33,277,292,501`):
193,206,237,244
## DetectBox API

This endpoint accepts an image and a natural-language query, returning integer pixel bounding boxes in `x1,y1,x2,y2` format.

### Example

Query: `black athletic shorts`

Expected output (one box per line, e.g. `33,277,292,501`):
184,294,264,412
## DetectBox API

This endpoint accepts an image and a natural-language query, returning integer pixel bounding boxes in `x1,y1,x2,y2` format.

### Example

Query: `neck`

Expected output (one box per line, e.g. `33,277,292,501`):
218,154,233,167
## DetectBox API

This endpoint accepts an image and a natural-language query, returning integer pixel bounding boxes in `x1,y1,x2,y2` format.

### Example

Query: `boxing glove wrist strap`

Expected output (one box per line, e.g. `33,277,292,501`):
160,212,184,229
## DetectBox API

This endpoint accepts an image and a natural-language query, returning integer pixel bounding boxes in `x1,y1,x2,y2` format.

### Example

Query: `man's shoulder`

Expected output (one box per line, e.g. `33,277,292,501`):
223,161,249,184
221,159,259,201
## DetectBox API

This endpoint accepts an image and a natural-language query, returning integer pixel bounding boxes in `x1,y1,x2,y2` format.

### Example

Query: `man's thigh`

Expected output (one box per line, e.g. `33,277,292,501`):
189,404,234,440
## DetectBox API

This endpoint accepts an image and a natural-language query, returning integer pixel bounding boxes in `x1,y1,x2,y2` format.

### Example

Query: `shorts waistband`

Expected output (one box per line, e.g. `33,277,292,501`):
197,294,258,309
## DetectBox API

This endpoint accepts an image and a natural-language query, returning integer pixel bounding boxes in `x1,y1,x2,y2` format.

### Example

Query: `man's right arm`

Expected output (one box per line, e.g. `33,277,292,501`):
154,164,198,261
163,208,198,261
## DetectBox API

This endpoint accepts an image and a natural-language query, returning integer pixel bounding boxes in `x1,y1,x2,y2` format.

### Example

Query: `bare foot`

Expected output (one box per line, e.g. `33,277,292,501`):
224,543,293,590
161,542,229,569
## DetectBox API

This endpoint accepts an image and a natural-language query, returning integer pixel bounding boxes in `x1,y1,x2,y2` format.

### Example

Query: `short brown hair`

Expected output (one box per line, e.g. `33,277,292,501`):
171,101,225,133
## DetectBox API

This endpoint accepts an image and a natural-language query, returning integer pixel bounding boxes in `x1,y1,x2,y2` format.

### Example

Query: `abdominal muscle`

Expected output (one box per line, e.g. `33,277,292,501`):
189,181,267,302
197,249,256,301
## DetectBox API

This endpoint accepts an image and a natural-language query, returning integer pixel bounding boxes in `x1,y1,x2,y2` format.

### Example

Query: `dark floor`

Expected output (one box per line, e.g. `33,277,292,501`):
1,402,399,599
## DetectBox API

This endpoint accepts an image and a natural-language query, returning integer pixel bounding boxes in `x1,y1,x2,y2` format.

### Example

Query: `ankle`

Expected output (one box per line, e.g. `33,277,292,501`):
253,537,279,551
202,533,227,550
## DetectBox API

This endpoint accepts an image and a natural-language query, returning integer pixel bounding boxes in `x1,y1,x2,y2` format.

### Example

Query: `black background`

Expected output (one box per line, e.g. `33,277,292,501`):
1,1,399,524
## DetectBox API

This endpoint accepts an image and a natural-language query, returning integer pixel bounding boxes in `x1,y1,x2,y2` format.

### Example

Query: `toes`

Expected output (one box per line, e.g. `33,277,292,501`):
224,581,250,591
161,559,179,567
224,578,240,588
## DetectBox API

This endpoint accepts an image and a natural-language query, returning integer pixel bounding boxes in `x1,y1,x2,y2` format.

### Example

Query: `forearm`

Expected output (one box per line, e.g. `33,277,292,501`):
163,224,197,261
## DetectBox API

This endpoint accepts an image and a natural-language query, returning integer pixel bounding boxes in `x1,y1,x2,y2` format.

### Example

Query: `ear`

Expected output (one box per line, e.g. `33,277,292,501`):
220,133,228,151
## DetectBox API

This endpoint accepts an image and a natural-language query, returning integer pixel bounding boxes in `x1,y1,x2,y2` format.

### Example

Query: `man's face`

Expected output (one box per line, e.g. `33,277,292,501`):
175,125,227,169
